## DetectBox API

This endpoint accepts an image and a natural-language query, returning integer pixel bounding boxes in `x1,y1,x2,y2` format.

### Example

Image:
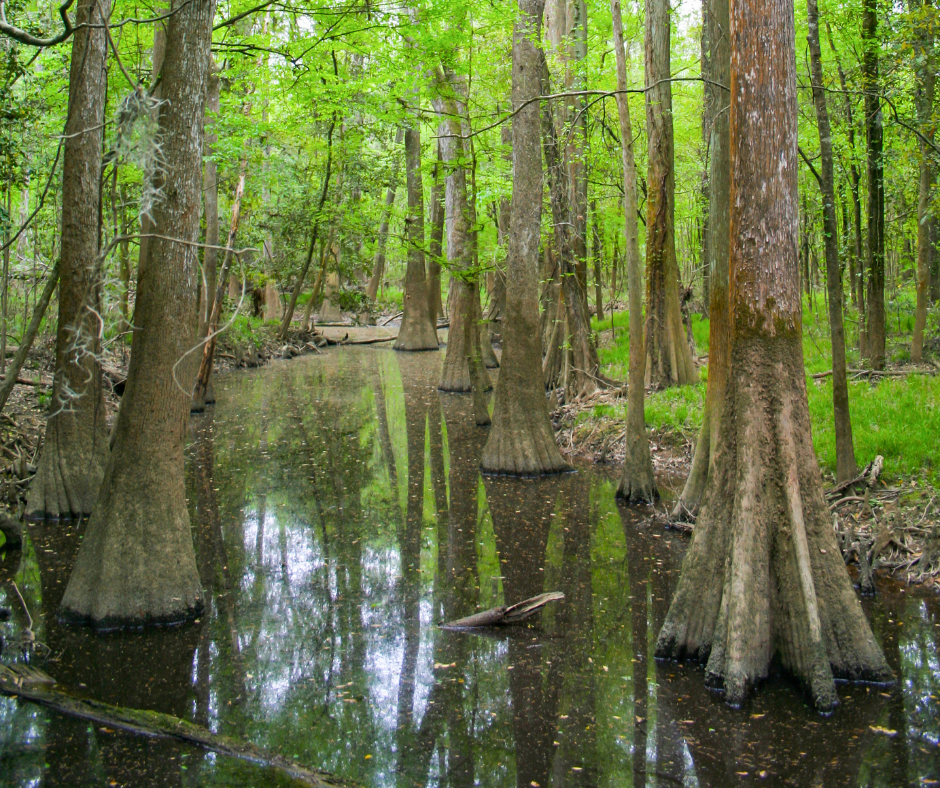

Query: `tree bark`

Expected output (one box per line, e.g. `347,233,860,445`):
394,108,438,351
644,0,698,388
911,0,935,363
655,0,892,711
60,0,215,627
807,0,856,482
481,0,568,475
27,0,110,519
436,71,491,389
863,0,886,369
366,127,404,302
611,0,657,503
672,0,730,519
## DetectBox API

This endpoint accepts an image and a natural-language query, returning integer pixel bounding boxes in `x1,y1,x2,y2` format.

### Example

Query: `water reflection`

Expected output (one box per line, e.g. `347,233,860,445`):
0,348,936,787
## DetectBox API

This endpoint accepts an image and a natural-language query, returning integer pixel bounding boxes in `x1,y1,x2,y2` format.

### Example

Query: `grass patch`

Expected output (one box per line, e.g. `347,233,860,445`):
591,295,940,484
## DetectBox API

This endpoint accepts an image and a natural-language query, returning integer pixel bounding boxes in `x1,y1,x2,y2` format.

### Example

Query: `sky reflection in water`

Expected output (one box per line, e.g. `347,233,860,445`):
0,347,938,787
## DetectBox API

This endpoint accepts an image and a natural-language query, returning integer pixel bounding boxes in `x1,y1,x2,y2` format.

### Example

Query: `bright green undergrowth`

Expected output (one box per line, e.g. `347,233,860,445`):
591,297,940,484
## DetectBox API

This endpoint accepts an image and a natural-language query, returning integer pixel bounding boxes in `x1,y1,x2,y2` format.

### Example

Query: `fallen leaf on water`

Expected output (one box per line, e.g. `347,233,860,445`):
433,662,456,669
869,726,898,736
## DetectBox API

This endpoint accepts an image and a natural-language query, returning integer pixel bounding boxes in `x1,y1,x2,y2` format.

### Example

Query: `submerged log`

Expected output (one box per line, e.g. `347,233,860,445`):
0,665,354,788
440,592,564,629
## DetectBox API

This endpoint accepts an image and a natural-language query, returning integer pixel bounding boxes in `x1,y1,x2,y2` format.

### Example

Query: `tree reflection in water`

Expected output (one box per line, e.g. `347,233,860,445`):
0,348,936,788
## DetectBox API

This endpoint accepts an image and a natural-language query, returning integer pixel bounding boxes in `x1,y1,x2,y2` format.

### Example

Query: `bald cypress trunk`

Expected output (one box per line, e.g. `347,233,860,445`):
367,128,404,303
27,0,110,519
672,0,730,519
655,0,891,711
644,0,697,388
394,116,438,351
611,0,656,503
60,0,214,627
481,0,568,475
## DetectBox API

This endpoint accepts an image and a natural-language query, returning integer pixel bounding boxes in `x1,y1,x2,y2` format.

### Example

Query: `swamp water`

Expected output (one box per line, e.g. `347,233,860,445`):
0,347,938,787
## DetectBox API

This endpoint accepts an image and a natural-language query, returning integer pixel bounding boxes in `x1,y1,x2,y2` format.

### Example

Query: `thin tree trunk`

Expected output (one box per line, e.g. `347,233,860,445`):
1,186,9,378
807,0,856,482
863,0,886,369
612,0,657,503
0,261,59,415
192,157,247,412
60,0,215,627
366,127,404,303
911,0,935,363
427,141,445,324
278,117,335,339
591,200,604,320
27,0,110,519
481,0,568,475
644,0,698,388
655,0,891,711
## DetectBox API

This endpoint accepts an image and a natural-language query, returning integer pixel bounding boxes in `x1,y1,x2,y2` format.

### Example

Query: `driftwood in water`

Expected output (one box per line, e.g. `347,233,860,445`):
440,592,564,629
0,665,353,788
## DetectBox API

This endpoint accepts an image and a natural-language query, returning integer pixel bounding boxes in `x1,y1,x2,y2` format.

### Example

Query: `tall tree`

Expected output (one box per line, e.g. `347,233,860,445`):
27,0,110,518
655,0,891,710
644,0,697,388
611,0,656,502
366,128,404,302
672,0,731,518
806,0,856,482
395,99,439,351
60,0,215,626
911,0,936,363
863,0,886,369
481,0,568,475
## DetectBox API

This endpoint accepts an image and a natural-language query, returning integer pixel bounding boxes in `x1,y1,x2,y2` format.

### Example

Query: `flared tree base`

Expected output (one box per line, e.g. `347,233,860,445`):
655,335,892,711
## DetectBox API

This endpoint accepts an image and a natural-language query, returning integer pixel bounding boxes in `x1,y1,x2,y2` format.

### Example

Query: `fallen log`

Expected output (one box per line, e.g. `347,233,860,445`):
339,335,399,346
0,664,354,788
825,455,884,500
441,592,564,629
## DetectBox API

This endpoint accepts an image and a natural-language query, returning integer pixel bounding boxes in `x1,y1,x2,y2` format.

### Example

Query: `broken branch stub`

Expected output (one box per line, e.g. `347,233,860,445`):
440,592,564,629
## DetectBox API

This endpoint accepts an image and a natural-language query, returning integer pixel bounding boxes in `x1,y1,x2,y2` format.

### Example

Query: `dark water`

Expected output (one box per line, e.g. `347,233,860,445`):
1,348,938,788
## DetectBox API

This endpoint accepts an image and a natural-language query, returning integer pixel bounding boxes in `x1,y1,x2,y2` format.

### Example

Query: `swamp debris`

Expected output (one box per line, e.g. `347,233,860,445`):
0,513,22,547
0,664,354,788
441,592,564,629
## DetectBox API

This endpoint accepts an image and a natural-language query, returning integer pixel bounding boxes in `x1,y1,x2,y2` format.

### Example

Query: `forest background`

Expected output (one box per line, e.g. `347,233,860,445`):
1,0,939,487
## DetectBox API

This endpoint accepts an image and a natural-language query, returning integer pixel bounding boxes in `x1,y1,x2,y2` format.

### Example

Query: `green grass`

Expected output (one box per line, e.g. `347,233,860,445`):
591,295,940,484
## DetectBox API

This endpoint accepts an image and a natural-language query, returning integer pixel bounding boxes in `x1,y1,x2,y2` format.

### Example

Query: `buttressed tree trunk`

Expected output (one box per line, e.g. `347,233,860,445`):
611,0,657,503
480,0,568,475
863,0,886,369
436,72,492,390
394,114,439,351
807,0,856,483
644,0,698,388
60,0,214,628
27,0,110,519
655,0,892,711
672,0,730,519
911,0,935,363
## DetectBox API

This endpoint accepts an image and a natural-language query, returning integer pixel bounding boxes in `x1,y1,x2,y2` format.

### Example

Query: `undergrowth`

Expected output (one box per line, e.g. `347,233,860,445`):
591,296,940,484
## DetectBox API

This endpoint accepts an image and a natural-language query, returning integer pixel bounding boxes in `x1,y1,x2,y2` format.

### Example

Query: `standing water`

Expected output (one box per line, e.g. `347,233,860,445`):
0,348,938,787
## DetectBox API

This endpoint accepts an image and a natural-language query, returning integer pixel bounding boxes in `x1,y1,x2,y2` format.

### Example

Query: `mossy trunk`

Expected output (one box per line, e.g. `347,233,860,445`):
59,0,214,628
656,0,891,711
27,0,110,519
481,0,568,475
